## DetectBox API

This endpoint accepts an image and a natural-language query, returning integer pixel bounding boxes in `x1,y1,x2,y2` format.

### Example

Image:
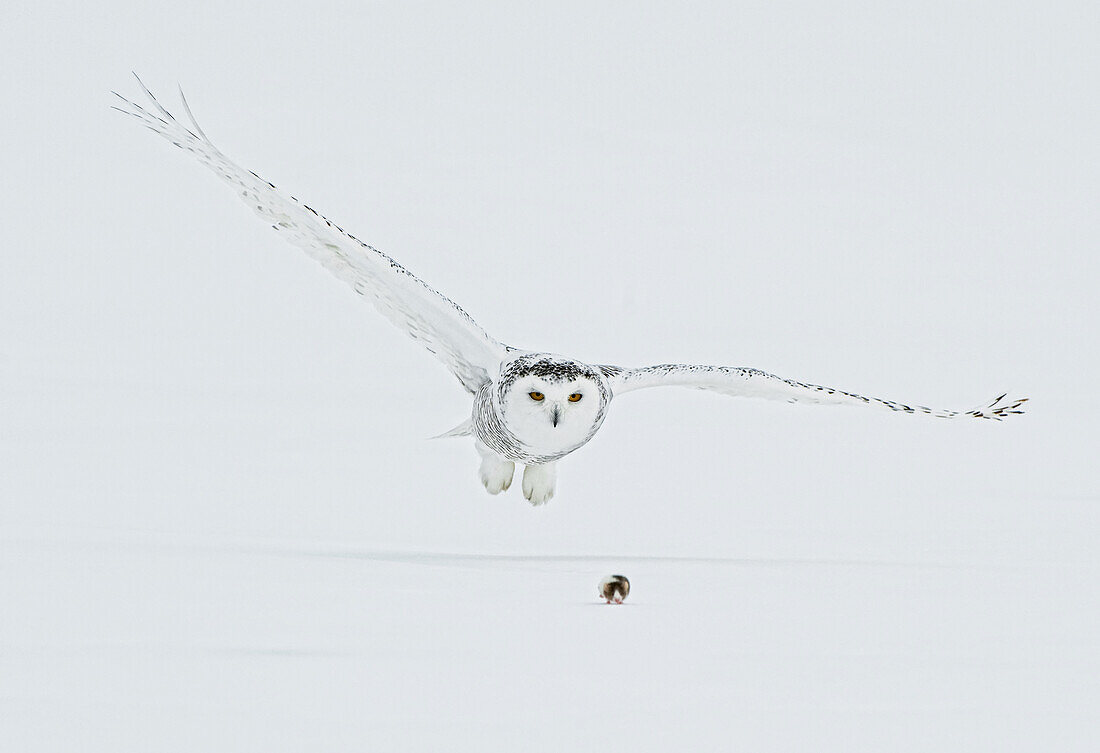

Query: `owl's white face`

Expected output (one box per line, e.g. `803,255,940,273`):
500,372,606,455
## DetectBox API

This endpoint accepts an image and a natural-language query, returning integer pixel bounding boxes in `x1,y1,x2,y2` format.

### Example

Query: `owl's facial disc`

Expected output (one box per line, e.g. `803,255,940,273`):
496,355,609,455
501,374,603,452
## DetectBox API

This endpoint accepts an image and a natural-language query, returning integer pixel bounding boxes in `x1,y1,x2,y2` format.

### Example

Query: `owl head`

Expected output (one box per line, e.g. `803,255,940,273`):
497,354,612,452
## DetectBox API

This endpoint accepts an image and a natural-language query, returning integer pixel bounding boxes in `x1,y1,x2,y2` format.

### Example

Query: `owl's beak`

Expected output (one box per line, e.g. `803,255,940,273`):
551,405,561,427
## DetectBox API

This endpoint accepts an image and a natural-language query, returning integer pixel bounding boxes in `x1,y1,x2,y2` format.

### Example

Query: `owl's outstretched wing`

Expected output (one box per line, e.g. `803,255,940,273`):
600,364,1027,420
113,75,511,394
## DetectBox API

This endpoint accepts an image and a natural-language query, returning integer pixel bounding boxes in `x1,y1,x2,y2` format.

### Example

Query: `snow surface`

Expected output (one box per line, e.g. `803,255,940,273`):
2,522,1096,751
2,1,1098,751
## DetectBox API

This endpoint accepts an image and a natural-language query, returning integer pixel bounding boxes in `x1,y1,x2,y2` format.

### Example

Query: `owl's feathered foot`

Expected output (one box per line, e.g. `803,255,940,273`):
522,463,557,506
476,442,514,494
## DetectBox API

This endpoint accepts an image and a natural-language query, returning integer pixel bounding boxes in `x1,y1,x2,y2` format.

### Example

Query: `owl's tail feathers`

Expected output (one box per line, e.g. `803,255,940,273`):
431,419,473,439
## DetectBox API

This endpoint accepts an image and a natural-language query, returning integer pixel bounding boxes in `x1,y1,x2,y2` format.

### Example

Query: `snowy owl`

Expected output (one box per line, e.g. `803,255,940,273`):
114,77,1027,505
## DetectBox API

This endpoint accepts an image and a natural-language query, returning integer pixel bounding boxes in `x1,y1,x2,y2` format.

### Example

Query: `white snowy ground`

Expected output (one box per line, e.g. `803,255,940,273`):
2,2,1098,751
2,513,1097,752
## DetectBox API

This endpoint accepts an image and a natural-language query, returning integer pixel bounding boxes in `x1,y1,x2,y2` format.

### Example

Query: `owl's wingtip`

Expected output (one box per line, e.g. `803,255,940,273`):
967,393,1029,420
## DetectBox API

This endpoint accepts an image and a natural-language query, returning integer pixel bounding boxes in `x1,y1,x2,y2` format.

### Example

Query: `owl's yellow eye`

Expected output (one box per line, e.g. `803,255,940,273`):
568,393,583,402
529,391,545,401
